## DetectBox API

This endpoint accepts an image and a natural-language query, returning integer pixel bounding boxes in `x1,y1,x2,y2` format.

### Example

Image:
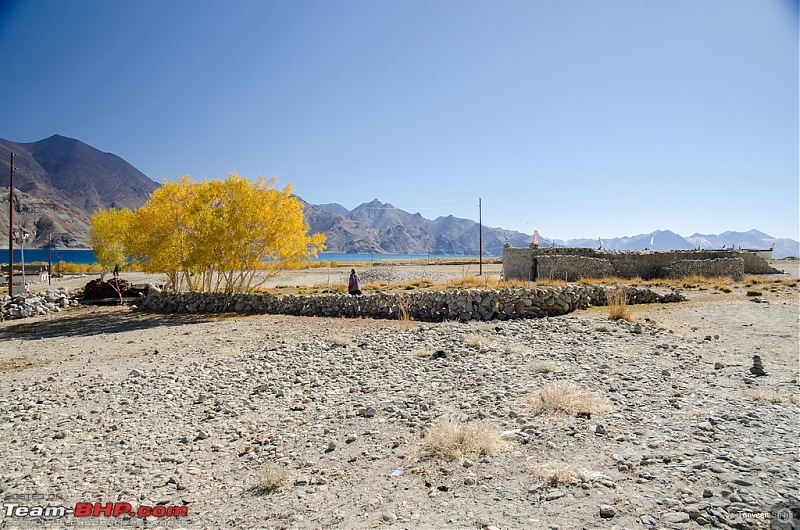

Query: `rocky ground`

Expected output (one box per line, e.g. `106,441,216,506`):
0,263,797,530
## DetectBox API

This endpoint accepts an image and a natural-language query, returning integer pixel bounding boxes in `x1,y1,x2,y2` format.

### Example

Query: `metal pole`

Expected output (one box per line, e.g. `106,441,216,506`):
8,152,13,295
478,198,482,276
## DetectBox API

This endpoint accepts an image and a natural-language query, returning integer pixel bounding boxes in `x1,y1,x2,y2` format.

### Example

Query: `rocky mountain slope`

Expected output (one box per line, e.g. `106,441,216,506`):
301,199,531,255
0,135,159,248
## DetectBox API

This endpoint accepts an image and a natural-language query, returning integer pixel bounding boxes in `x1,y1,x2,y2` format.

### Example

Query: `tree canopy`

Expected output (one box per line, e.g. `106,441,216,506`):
89,172,325,292
88,207,133,280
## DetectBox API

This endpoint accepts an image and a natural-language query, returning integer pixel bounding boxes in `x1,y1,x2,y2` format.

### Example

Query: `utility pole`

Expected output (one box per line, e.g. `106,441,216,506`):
478,198,483,276
7,152,13,296
48,232,52,285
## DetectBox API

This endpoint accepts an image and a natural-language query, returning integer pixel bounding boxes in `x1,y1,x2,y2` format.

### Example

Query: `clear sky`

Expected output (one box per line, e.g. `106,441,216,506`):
0,0,797,241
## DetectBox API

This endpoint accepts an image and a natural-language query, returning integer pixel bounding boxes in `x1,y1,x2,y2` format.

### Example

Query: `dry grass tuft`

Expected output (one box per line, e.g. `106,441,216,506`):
710,276,734,293
0,355,50,373
396,295,414,329
535,278,568,287
681,274,706,287
529,360,558,373
745,289,763,297
328,334,351,347
503,343,532,355
414,347,434,358
605,286,631,321
256,462,290,494
465,334,490,350
399,279,433,290
529,460,585,485
749,389,799,406
745,275,766,286
532,381,612,417
364,281,388,291
422,418,507,461
579,275,643,287
504,278,534,288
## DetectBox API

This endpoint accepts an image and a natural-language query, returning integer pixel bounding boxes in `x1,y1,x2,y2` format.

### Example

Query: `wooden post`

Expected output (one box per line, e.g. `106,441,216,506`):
7,152,13,295
478,198,482,276
48,232,52,285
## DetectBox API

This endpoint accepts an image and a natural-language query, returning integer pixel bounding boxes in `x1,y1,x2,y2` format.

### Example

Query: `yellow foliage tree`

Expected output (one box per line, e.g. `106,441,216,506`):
124,177,196,291
122,172,325,292
89,207,134,280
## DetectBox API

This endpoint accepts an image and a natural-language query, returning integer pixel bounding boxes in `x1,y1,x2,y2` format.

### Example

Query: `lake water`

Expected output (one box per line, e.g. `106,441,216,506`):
0,249,490,265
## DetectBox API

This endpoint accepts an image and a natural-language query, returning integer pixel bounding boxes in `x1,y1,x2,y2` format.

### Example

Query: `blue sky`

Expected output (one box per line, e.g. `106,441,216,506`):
0,0,797,240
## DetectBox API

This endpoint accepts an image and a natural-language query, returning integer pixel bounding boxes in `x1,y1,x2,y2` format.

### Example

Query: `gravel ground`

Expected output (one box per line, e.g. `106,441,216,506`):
0,262,797,530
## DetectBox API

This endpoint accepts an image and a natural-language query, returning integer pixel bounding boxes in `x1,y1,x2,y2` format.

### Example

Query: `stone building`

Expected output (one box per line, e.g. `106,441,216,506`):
502,245,780,282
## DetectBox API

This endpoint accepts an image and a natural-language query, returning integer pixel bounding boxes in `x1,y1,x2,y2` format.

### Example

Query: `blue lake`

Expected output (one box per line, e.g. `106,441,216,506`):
1,249,491,265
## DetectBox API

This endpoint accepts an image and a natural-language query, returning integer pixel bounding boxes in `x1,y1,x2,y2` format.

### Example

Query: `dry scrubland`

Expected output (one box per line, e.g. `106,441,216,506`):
1,261,798,530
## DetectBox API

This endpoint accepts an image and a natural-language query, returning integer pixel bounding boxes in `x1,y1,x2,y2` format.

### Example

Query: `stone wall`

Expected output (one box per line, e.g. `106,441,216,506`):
503,246,780,281
535,256,617,282
502,247,534,281
140,286,684,322
668,258,744,280
1,288,78,320
740,252,779,274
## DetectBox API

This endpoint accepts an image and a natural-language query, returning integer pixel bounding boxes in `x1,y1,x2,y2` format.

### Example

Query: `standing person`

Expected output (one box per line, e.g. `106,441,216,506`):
348,269,362,296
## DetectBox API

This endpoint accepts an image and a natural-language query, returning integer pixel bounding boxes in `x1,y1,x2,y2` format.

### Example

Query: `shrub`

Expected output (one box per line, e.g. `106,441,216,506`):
746,289,763,297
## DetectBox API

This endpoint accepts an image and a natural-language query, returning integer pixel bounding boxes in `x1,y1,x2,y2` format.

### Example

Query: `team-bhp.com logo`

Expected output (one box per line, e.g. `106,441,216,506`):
4,501,188,519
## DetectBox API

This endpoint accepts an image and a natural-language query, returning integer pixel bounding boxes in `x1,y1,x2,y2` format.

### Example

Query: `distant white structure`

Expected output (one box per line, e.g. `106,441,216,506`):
742,248,773,260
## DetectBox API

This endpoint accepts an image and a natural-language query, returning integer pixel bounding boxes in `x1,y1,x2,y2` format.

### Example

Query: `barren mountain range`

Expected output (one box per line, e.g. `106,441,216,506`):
0,135,159,248
1,135,797,257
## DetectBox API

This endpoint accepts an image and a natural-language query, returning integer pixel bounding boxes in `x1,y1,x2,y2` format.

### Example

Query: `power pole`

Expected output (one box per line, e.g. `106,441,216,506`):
478,198,482,276
48,232,52,285
7,152,13,295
